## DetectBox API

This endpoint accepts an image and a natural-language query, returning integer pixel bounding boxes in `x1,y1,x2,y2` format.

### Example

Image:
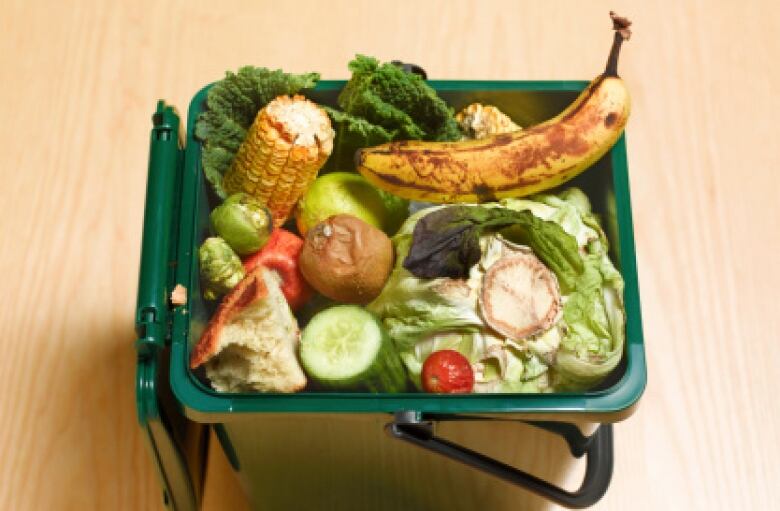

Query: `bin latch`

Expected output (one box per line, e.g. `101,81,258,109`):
136,306,167,359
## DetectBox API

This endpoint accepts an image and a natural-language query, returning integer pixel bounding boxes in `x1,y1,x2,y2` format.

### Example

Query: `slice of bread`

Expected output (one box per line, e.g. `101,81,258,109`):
190,266,307,393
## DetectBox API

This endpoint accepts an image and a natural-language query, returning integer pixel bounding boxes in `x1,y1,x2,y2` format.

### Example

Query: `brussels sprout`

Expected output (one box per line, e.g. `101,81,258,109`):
199,237,245,300
210,193,273,256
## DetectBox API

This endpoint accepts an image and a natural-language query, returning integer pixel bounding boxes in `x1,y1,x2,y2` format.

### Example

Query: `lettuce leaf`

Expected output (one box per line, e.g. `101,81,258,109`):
367,223,483,351
504,190,625,389
403,205,583,292
554,251,625,389
195,67,320,197
398,330,555,392
502,189,600,251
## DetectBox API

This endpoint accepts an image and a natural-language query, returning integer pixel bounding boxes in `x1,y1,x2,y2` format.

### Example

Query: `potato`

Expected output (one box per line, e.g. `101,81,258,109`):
299,214,394,304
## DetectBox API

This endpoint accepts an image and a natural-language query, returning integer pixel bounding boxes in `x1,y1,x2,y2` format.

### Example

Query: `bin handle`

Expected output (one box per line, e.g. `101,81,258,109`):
386,413,613,509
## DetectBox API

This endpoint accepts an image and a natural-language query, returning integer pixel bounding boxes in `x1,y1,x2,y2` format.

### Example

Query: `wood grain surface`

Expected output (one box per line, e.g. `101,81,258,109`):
1,0,779,509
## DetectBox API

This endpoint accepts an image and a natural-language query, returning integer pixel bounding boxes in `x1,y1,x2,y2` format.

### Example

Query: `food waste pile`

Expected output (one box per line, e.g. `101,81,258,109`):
189,14,632,395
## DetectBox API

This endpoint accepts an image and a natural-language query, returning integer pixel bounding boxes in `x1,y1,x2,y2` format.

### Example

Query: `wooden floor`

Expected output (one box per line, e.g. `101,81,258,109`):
1,1,779,509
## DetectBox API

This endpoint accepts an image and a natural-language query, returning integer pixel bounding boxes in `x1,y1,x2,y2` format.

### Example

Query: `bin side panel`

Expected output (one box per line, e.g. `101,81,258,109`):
218,414,588,510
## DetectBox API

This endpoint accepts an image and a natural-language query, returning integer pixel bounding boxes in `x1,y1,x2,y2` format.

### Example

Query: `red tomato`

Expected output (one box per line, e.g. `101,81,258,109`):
421,350,474,393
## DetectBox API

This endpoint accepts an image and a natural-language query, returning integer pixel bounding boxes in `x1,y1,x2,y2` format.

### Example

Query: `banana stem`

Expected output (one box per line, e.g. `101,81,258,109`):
605,11,632,77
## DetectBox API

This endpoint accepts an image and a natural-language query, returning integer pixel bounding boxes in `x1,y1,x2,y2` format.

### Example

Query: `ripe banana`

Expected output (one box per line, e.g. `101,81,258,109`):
356,12,632,203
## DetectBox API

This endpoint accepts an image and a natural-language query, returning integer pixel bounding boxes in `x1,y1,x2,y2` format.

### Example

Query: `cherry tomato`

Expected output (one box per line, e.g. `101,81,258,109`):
421,350,474,393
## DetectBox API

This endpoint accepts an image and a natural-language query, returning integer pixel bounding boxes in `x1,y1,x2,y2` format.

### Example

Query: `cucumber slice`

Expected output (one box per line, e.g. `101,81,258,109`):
300,305,407,392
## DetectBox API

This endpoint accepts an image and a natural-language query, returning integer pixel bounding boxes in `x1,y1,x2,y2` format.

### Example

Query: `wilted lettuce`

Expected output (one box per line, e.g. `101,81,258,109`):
399,331,553,392
369,188,626,393
367,207,484,351
503,190,625,390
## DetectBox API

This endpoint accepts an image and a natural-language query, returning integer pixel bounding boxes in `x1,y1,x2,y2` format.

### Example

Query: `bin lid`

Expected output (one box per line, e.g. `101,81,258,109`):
135,102,207,510
138,350,206,511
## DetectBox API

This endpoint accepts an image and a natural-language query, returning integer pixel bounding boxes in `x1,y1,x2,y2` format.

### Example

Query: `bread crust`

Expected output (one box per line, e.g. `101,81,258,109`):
189,267,269,369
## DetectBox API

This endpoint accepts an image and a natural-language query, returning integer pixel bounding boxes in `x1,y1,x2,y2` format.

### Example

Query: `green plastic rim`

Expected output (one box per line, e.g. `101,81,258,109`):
169,80,646,421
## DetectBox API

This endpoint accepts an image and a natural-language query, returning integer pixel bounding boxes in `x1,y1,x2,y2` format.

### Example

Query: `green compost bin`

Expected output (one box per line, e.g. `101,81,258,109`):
136,80,646,511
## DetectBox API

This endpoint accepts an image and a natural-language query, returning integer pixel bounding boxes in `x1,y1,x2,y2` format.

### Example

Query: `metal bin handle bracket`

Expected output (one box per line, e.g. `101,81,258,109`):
386,412,613,509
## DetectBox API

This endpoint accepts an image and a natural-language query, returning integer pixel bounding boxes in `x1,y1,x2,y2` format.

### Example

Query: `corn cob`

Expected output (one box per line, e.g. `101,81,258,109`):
455,103,521,140
224,95,334,227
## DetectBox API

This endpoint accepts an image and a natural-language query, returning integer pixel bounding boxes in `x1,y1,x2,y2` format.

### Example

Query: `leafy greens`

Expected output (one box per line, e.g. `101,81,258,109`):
403,205,583,292
369,188,626,393
338,55,461,141
326,55,462,169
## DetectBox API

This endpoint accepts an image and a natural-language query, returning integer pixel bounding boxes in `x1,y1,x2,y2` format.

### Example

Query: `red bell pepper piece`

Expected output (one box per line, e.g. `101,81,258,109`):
243,229,313,311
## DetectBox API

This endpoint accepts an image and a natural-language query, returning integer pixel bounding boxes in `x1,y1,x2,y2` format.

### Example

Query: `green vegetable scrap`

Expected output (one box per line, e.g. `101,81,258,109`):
300,305,407,392
326,55,462,168
339,56,461,141
367,207,485,351
199,237,245,300
323,107,394,151
496,191,626,389
195,67,320,197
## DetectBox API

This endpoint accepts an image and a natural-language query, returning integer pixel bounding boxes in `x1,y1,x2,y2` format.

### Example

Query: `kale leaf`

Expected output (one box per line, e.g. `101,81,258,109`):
326,56,461,168
323,107,395,170
338,56,461,141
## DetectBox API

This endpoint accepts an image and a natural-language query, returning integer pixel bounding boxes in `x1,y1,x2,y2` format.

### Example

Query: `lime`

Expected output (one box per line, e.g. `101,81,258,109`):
296,172,409,235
